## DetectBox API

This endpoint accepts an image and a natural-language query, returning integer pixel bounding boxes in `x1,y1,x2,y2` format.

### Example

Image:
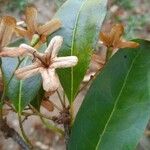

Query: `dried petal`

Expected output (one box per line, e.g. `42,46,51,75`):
41,100,54,112
100,23,139,51
111,24,124,47
51,56,78,68
117,40,140,49
15,63,41,79
100,32,111,47
38,19,62,36
0,16,16,47
15,26,29,38
0,47,27,57
45,36,63,58
40,68,59,92
25,7,38,33
19,44,43,57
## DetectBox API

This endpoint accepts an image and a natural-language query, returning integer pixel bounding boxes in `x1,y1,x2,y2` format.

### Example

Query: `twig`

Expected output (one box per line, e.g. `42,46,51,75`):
56,90,65,108
77,65,105,96
0,119,30,150
0,63,6,120
0,58,24,120
18,114,33,149
40,117,64,136
50,101,63,112
63,91,66,108
29,105,64,135
77,75,94,95
64,124,70,146
22,111,53,121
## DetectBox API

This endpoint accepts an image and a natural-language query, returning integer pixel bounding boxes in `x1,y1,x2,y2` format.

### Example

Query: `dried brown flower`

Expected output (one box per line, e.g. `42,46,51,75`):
0,16,16,50
100,24,139,52
15,7,62,46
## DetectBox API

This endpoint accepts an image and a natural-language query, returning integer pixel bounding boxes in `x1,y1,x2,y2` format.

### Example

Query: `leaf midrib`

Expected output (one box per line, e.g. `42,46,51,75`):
18,58,28,113
95,50,142,149
70,0,88,103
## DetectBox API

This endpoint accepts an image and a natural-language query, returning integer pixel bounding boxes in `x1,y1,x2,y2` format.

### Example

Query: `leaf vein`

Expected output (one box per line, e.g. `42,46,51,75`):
95,50,142,149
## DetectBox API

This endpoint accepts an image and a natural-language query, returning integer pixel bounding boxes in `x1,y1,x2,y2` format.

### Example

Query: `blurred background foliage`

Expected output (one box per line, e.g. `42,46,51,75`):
0,0,149,40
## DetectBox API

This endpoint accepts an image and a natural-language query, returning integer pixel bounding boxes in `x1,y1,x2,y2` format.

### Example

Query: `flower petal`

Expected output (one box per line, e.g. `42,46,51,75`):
15,63,41,80
19,43,44,57
100,32,111,47
38,18,62,36
40,68,59,92
25,7,38,33
45,36,63,58
41,100,54,112
0,47,27,57
15,26,29,38
111,24,124,46
117,40,140,49
51,56,78,68
0,16,16,47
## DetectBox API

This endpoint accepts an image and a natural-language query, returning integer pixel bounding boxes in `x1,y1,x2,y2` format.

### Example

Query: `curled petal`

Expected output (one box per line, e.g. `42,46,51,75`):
100,32,111,47
111,24,124,46
0,47,27,57
15,26,29,38
0,16,16,47
38,18,62,36
17,21,25,26
41,100,54,112
117,40,140,49
19,43,43,58
51,56,78,68
25,6,38,33
15,63,41,80
40,68,59,92
45,36,63,58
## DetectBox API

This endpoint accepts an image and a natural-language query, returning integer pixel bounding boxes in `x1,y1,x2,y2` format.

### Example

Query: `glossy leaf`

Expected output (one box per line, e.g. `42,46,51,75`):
30,87,44,111
49,0,108,103
68,39,150,150
1,40,45,112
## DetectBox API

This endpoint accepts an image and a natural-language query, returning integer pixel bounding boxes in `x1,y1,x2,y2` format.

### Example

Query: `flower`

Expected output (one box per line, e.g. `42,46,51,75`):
15,6,62,46
0,16,16,50
14,36,78,92
100,24,139,52
0,16,24,57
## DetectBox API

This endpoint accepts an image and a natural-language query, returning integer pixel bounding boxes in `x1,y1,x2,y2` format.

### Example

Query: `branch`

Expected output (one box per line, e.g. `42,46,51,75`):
0,119,30,150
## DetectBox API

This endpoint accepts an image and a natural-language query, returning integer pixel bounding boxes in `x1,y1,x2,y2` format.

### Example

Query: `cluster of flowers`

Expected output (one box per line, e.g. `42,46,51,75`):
0,6,139,93
0,7,78,92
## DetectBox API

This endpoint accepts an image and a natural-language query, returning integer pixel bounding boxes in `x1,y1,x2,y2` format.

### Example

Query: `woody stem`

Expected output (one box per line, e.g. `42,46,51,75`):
56,90,65,108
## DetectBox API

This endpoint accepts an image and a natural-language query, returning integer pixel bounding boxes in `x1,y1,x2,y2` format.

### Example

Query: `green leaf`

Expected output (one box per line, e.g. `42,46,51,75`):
48,0,108,103
30,87,44,111
68,39,150,150
1,40,45,112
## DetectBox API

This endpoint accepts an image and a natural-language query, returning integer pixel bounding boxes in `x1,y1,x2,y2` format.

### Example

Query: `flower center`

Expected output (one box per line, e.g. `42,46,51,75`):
33,51,52,68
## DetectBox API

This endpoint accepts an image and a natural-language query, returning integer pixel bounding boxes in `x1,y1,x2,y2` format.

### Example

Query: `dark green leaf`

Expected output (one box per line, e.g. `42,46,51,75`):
68,39,150,150
30,87,44,110
48,0,108,103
